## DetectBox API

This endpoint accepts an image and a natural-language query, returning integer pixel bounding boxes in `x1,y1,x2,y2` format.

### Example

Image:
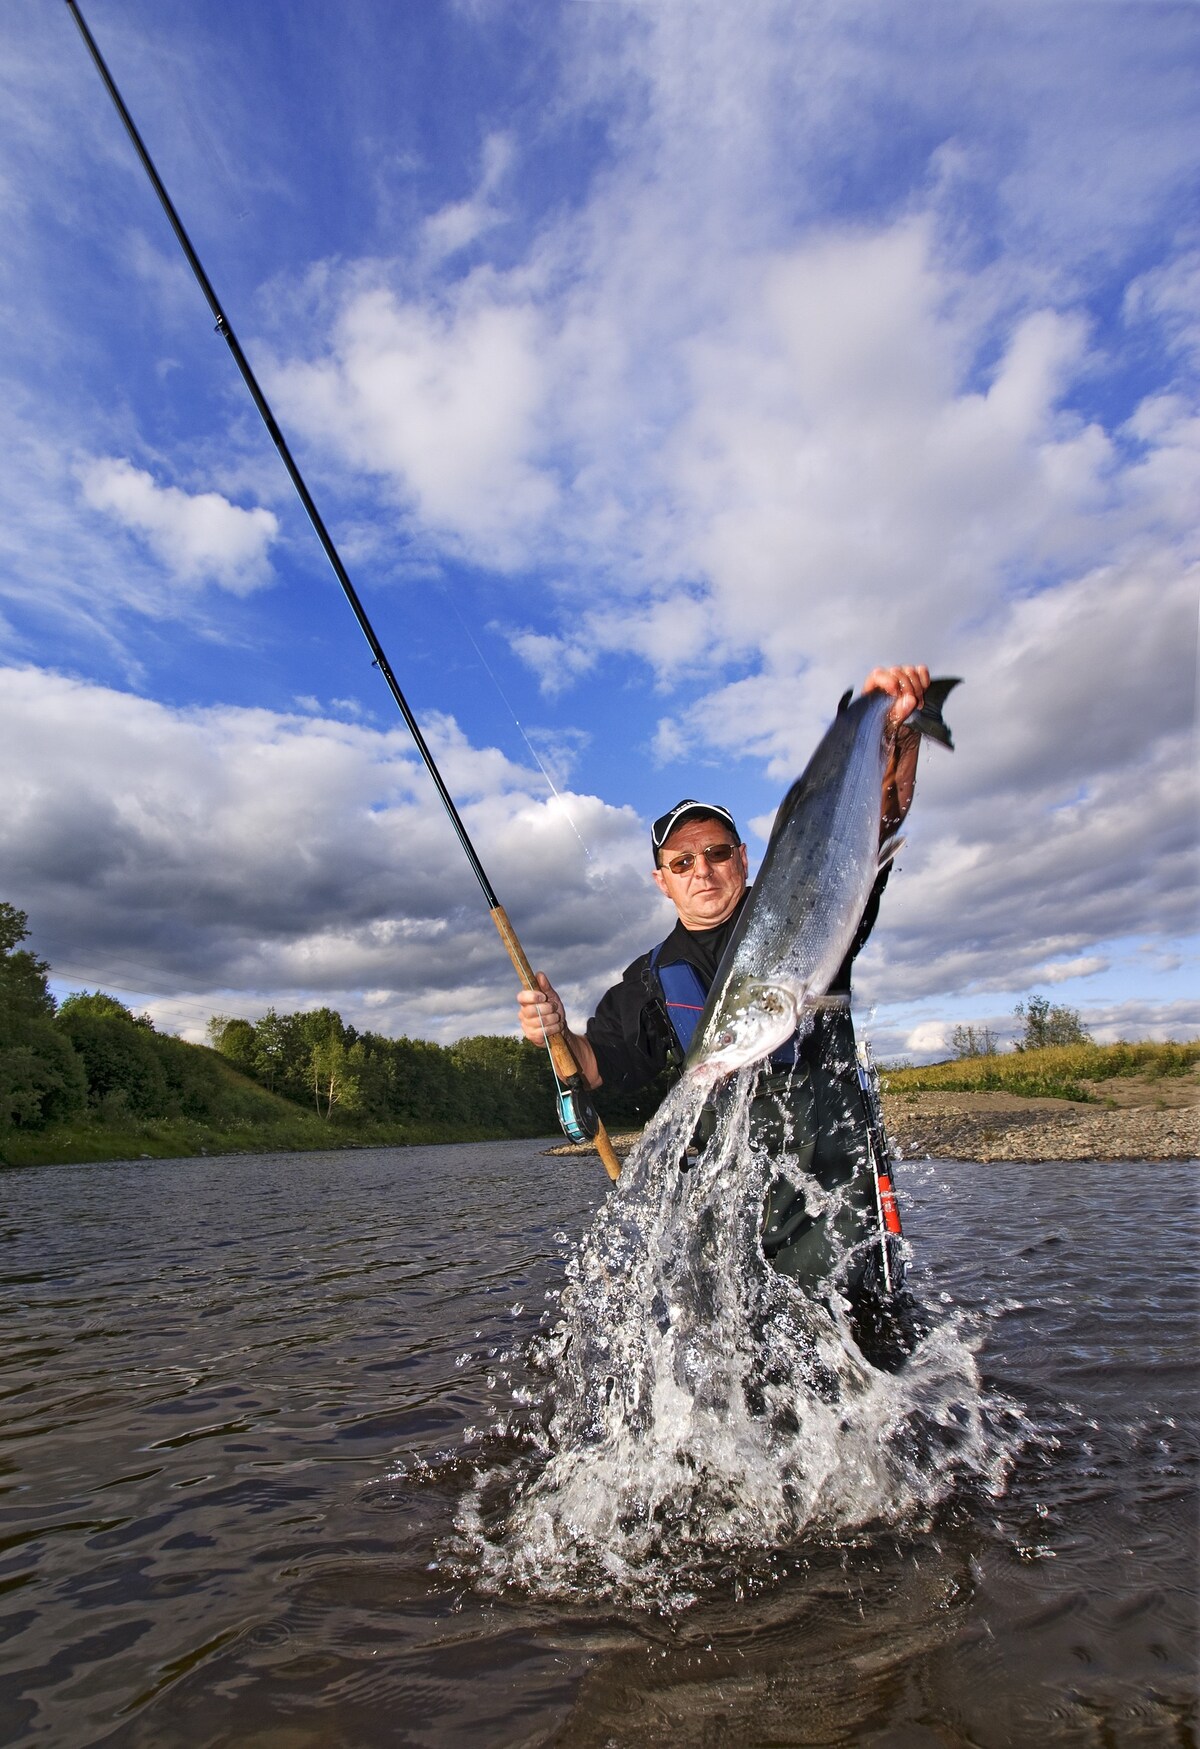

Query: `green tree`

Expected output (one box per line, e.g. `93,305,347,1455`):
384,1035,458,1124
0,904,87,1129
309,1035,361,1120
451,1034,559,1132
252,1008,294,1093
224,1007,312,1098
1013,995,1092,1051
208,1015,259,1077
213,998,573,1135
57,991,170,1118
951,1022,998,1058
341,1032,399,1121
58,990,152,1026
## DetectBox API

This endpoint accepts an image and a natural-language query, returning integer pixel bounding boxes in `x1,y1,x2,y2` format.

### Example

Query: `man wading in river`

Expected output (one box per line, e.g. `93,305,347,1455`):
517,664,931,1371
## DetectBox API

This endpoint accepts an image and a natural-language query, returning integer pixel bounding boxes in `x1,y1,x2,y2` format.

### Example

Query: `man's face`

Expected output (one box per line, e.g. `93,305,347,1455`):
652,817,749,931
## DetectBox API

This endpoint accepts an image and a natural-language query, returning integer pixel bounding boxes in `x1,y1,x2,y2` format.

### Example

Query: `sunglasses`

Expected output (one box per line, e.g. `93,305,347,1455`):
662,841,740,876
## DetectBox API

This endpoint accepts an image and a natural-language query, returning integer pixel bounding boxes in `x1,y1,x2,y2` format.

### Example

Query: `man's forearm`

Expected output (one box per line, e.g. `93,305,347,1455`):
881,728,920,836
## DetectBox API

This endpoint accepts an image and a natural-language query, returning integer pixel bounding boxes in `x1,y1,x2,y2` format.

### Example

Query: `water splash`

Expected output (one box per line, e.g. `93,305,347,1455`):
459,1069,1016,1607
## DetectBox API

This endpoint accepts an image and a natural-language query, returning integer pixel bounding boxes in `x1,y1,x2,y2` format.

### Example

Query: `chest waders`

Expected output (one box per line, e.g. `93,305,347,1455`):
651,948,922,1372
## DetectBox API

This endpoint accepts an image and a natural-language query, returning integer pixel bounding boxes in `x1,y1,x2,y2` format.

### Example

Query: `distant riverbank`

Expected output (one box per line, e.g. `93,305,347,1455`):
0,1114,547,1169
881,1041,1198,1160
7,1074,1195,1170
549,1076,1199,1165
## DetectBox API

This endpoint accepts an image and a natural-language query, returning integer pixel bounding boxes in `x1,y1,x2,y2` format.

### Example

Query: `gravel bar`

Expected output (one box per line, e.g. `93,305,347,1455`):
547,1093,1199,1165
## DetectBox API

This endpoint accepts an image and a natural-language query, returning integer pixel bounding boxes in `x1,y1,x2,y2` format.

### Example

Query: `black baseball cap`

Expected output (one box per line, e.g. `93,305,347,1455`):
650,799,740,864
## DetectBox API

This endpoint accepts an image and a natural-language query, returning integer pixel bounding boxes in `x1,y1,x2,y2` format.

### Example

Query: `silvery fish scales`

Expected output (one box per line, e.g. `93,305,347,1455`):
686,679,958,1083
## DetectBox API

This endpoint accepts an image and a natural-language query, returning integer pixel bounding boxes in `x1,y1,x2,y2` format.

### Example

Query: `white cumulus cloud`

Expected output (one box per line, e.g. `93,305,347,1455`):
270,281,556,565
79,458,279,595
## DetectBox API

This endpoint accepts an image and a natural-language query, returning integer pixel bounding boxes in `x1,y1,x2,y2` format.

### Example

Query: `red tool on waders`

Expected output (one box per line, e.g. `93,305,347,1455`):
855,1043,905,1292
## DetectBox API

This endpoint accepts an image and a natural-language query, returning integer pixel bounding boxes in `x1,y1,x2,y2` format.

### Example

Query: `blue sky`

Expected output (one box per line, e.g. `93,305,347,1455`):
2,0,1197,1060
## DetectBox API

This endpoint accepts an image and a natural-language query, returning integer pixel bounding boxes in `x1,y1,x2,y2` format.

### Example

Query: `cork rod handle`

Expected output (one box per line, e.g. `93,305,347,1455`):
489,906,622,1180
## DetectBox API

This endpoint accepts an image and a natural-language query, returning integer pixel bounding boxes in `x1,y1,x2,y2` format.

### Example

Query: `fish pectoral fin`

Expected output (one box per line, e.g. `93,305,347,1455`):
801,991,851,1012
878,832,905,869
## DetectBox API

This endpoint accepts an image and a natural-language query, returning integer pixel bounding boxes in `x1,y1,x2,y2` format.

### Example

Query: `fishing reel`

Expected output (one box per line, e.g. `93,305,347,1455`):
556,1078,600,1144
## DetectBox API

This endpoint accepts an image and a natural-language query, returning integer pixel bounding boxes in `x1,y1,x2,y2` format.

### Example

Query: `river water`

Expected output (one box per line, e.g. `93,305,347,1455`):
0,1142,1195,1747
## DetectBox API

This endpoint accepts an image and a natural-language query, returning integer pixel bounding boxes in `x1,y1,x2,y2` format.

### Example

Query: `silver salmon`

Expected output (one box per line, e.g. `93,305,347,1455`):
685,678,960,1084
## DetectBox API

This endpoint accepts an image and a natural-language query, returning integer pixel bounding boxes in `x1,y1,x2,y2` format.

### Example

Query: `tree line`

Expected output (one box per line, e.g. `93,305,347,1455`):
0,902,657,1142
205,1003,662,1130
206,1007,564,1131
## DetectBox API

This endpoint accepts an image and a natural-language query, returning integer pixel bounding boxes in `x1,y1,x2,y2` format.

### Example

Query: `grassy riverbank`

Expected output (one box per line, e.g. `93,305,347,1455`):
874,1041,1200,1162
882,1039,1200,1103
0,1113,532,1168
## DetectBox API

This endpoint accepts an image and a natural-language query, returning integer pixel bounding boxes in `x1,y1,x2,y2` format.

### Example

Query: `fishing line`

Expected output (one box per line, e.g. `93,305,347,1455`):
46,968,342,1038
49,968,228,1023
66,0,621,1179
433,577,613,892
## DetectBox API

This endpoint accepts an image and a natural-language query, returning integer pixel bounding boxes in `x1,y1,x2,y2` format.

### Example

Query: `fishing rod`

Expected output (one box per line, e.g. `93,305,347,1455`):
66,0,621,1181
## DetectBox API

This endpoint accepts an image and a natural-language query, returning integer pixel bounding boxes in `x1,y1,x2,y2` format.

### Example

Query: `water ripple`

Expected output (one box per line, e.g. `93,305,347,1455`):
0,1147,1194,1746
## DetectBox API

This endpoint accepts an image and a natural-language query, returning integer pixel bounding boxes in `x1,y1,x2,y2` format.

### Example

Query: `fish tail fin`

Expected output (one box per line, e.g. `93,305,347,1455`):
907,675,961,749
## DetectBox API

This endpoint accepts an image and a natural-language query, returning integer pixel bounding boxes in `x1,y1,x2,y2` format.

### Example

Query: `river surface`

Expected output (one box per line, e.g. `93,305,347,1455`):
0,1143,1195,1747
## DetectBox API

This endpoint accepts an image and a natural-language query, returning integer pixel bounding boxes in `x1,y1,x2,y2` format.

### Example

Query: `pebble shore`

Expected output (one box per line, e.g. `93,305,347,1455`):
549,1085,1199,1164
880,1091,1199,1164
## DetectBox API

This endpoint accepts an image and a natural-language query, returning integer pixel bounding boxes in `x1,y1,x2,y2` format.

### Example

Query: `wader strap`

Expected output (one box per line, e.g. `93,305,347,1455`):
650,946,708,1054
